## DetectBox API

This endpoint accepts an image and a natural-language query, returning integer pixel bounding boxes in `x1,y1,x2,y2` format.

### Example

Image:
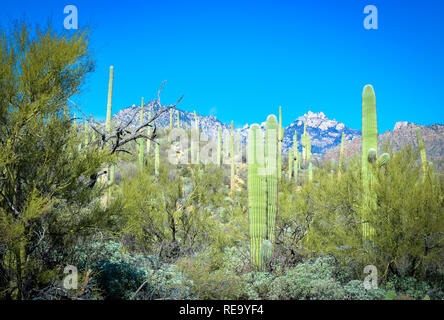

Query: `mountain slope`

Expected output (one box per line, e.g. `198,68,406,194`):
323,122,444,171
111,101,360,157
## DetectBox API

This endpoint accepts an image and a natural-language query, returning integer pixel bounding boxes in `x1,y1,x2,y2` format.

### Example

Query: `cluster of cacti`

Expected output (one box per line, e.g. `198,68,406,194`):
138,97,144,168
361,85,390,242
248,115,278,270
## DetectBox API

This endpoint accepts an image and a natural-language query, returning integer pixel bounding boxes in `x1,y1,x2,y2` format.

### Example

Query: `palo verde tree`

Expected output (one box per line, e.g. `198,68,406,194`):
0,21,182,300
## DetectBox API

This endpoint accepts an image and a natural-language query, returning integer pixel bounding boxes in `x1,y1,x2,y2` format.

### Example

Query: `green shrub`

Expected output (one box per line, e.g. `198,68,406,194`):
92,259,146,300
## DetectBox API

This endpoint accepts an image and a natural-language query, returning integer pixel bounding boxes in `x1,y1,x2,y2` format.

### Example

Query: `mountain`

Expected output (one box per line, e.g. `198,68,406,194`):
111,101,361,157
109,101,443,170
323,122,444,171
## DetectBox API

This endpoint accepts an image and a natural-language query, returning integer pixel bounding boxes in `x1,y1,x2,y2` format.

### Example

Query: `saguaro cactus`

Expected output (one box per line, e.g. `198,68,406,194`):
106,66,115,187
360,85,389,241
169,108,173,130
361,85,378,240
248,115,278,270
138,97,144,168
416,127,427,182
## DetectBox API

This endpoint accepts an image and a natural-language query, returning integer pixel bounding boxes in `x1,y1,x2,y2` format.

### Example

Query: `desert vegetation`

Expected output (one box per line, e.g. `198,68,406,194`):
0,22,443,301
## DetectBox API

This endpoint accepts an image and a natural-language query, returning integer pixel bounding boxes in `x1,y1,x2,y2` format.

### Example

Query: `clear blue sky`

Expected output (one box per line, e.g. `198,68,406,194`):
1,0,443,132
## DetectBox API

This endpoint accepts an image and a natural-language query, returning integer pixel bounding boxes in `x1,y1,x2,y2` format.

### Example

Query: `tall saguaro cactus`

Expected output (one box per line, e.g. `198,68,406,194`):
361,85,378,241
248,115,278,270
106,66,115,187
138,97,144,168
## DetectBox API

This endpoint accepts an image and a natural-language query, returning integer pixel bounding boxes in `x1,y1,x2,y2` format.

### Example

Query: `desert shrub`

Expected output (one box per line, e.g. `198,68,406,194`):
241,272,275,300
91,259,145,300
342,280,386,300
382,275,444,300
268,257,345,300
303,146,444,281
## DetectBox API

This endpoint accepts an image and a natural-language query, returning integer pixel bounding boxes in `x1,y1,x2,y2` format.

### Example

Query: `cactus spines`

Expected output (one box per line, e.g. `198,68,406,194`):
230,121,235,194
416,127,427,181
155,143,160,176
217,126,222,166
138,97,144,168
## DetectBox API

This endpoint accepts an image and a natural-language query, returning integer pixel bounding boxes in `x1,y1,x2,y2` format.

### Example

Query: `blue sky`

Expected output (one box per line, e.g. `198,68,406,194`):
1,0,443,132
